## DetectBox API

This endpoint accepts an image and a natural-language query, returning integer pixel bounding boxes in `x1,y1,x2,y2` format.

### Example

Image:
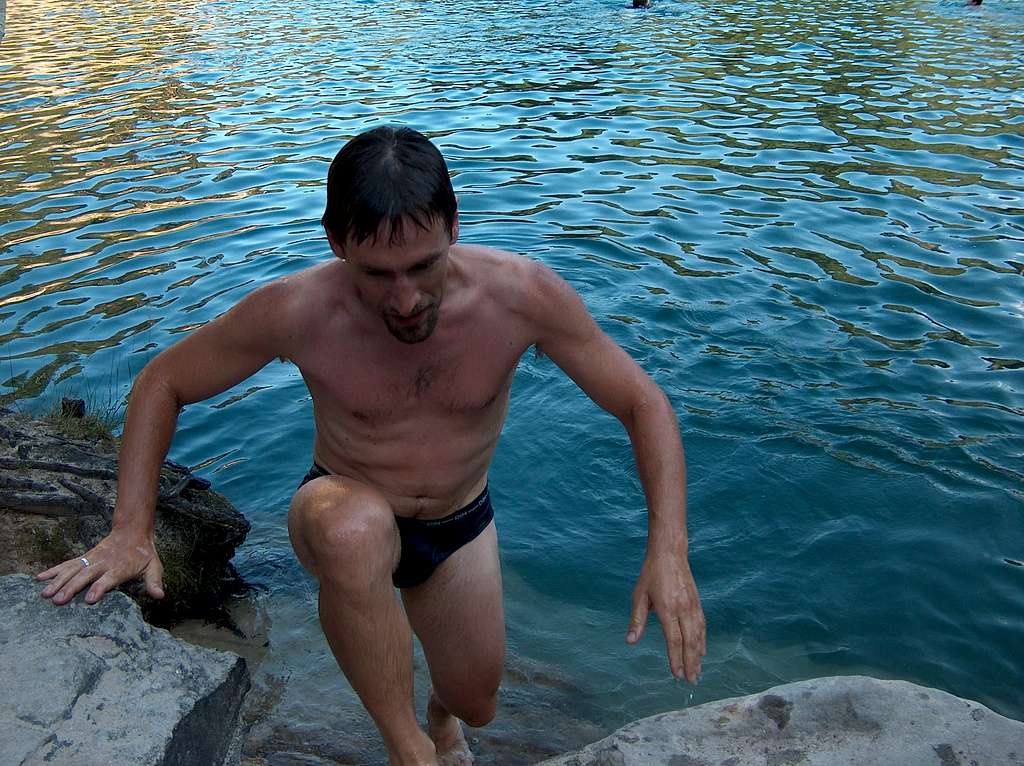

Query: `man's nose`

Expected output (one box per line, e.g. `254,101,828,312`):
391,276,421,315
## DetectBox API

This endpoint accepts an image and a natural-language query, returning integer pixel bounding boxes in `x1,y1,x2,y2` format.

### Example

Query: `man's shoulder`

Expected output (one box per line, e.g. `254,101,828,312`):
232,261,348,347
453,243,528,270
453,245,554,300
251,261,346,309
453,245,584,339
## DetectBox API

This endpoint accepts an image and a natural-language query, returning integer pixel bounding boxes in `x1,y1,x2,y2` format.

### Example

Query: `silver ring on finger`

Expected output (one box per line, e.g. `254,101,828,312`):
80,557,90,567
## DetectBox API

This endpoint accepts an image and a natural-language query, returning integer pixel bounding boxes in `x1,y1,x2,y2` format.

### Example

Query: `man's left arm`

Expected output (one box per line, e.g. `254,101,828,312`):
524,260,706,683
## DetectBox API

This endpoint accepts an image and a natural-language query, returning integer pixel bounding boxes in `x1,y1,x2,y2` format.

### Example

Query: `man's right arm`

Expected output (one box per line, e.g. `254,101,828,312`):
38,279,297,606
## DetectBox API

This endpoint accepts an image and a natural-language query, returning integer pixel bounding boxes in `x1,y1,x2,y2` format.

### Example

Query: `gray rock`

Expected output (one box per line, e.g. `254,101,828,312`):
536,676,1024,766
0,408,250,623
0,573,250,766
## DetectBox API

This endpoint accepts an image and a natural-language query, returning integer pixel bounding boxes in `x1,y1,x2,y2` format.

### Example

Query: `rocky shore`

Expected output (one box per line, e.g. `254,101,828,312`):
538,675,1024,765
0,406,250,624
0,406,256,764
6,582,1021,766
1,573,249,766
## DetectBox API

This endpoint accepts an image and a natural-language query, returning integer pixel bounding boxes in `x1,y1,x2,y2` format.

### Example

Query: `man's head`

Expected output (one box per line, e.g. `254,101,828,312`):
322,126,459,344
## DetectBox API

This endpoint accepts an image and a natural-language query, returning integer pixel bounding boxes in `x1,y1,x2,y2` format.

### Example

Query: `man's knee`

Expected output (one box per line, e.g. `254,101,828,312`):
288,477,397,581
437,677,501,728
458,692,498,728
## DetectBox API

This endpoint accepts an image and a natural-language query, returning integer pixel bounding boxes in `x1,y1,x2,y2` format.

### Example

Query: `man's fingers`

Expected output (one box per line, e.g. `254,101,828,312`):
40,561,81,599
626,596,650,644
51,564,101,605
85,571,120,605
38,534,160,607
680,604,707,683
143,562,165,600
660,615,685,680
36,563,63,581
698,613,708,657
683,619,703,684
629,557,706,682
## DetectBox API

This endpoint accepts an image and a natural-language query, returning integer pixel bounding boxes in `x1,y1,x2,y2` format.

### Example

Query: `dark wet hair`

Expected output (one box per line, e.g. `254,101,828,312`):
321,126,457,247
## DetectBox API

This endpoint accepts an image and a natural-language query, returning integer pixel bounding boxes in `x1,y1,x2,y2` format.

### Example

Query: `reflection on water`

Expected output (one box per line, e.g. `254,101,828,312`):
2,0,1023,763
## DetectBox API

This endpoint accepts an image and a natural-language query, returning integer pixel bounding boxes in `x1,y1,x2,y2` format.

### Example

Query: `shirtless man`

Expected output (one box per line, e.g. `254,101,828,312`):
37,126,706,766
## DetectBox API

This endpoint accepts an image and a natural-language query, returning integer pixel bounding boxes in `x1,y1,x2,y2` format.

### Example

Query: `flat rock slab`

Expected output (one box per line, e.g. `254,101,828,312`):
0,574,250,766
537,675,1024,766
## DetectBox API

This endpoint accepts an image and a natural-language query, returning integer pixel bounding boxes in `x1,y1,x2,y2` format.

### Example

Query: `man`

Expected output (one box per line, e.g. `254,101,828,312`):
38,126,705,766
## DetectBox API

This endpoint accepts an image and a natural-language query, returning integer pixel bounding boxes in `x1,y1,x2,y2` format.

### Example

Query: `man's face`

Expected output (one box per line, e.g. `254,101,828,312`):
331,215,459,344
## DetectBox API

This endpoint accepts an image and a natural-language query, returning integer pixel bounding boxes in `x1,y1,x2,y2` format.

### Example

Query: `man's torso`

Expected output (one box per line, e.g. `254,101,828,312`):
277,245,537,518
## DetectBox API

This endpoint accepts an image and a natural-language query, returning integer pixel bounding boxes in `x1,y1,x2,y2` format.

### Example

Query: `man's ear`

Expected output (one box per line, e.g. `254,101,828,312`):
451,209,460,244
325,228,345,259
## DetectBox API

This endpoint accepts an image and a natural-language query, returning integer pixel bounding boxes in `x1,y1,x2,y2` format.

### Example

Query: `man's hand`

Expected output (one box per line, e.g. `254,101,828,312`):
36,530,165,606
626,552,706,683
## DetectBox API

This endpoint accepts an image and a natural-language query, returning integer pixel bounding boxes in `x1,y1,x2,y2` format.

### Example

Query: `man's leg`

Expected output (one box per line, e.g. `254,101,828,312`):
401,521,505,765
288,476,438,766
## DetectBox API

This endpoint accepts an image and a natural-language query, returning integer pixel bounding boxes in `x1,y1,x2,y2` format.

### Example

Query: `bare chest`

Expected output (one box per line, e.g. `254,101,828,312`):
298,333,524,423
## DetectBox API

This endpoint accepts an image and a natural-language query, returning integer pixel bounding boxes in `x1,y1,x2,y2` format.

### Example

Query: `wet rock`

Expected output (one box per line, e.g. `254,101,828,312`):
0,573,250,765
0,407,250,623
536,676,1024,765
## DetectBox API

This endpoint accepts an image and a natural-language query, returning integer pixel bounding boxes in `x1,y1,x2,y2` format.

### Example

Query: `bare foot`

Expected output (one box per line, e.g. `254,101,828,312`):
427,690,474,766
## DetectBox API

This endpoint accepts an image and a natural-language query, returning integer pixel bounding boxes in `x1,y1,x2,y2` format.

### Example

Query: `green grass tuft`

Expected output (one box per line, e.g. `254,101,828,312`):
41,399,122,443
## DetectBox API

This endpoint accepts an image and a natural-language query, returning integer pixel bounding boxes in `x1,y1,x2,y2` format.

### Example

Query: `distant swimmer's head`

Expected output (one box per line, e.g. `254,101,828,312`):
323,127,459,344
633,0,650,7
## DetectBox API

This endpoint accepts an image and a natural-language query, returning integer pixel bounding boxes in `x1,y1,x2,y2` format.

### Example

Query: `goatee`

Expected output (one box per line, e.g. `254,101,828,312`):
385,306,439,344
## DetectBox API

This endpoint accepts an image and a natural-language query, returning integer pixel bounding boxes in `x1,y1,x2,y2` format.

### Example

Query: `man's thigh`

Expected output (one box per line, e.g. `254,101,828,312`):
400,521,505,701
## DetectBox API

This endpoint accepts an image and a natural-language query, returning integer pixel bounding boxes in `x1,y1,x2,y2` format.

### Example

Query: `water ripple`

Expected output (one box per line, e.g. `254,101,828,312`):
2,0,1023,762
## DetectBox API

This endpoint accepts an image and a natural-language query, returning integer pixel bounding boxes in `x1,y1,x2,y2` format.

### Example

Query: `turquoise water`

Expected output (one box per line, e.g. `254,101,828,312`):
2,0,1023,762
